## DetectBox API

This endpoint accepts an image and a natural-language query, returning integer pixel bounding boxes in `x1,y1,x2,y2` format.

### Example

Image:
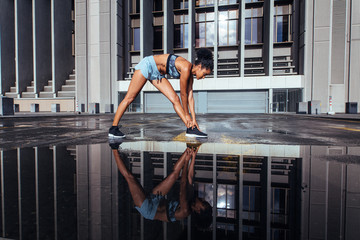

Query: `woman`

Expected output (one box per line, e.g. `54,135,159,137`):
108,48,213,138
111,143,212,227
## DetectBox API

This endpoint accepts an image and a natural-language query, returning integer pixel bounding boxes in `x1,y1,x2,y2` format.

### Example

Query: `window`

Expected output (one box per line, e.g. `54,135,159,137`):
196,11,214,47
219,0,238,6
274,4,292,42
218,10,238,46
245,6,263,44
174,14,189,48
217,184,236,218
153,0,163,11
132,0,140,14
153,16,163,49
174,0,189,9
245,0,263,3
196,0,215,7
131,18,140,51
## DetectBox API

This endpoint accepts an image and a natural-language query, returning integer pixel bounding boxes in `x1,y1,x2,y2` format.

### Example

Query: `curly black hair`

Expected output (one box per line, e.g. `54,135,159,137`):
195,48,214,71
191,200,212,229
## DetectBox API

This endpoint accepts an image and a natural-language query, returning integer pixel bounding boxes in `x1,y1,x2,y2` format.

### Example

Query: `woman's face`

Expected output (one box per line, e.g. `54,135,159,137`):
193,64,212,80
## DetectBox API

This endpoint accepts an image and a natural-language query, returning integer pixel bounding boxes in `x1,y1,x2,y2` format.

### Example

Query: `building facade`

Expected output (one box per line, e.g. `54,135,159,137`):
0,0,359,113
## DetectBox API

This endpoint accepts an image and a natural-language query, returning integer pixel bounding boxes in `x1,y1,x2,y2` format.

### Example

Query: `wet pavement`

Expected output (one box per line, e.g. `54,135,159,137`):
0,113,360,239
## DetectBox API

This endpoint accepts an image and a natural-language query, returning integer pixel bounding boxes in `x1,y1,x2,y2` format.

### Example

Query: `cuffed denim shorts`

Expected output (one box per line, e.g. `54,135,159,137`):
135,56,165,80
135,194,162,220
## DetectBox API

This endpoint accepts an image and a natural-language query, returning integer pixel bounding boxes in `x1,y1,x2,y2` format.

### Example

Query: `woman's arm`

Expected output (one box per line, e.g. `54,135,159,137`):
187,76,199,129
178,60,193,121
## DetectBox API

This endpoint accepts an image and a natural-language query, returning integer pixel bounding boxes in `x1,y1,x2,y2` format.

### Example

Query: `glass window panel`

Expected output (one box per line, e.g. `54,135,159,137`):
207,0,215,6
228,20,237,45
276,16,288,42
206,22,214,46
252,17,262,43
277,5,289,15
219,0,227,6
227,185,235,208
174,0,180,9
184,15,189,23
196,22,206,47
174,25,182,48
218,21,227,46
252,7,263,17
198,13,206,21
207,12,214,21
219,11,228,21
217,184,226,207
183,0,189,8
227,210,236,218
229,10,238,19
205,184,214,206
197,0,206,7
245,9,252,18
153,0,162,11
229,0,238,4
184,24,189,48
133,28,140,50
217,209,226,217
245,18,251,44
153,26,163,49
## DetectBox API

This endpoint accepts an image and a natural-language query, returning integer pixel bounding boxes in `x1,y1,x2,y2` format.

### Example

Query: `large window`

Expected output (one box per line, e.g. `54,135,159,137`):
153,16,163,50
131,0,140,14
174,14,189,48
245,6,263,44
131,18,140,51
218,10,238,46
274,4,292,43
196,11,215,47
196,0,215,7
219,0,238,5
174,0,189,9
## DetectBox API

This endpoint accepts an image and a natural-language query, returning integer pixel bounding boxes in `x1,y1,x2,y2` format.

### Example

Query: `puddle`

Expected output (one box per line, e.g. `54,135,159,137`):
0,141,359,239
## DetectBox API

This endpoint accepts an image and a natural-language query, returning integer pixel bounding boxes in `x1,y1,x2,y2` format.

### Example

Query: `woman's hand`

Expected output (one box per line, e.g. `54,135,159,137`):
185,115,192,128
191,119,200,131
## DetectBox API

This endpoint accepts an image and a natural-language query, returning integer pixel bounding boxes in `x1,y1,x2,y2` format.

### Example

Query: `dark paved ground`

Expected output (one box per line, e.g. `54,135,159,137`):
1,113,360,150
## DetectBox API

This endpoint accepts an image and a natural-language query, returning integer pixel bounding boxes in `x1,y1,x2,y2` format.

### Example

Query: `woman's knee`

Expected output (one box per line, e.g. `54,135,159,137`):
122,95,136,105
170,95,181,105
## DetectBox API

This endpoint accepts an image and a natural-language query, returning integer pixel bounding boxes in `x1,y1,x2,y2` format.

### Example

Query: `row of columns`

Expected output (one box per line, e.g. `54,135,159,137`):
0,0,73,97
0,146,76,240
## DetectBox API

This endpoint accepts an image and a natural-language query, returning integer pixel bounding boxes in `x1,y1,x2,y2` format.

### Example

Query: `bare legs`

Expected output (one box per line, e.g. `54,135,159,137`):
112,70,147,126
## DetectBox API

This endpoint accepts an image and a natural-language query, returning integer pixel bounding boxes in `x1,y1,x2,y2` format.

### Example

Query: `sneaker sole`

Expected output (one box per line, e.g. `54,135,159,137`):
185,133,207,138
108,133,126,138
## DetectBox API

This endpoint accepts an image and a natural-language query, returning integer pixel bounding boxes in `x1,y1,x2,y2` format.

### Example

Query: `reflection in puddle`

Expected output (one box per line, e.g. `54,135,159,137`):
0,142,359,239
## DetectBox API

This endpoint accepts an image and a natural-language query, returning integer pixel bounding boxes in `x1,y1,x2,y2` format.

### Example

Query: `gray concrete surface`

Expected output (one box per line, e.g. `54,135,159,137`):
1,113,360,150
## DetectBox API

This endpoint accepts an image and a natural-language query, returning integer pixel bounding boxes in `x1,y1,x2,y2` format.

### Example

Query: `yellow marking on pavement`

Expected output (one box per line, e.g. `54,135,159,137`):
331,126,360,132
172,132,187,142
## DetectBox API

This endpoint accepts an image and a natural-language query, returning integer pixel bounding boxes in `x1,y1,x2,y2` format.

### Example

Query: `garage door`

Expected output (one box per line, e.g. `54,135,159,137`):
207,91,268,113
145,92,199,113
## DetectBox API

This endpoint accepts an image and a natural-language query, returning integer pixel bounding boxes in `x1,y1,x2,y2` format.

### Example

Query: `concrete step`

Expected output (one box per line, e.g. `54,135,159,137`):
69,74,76,80
39,92,54,98
21,92,36,98
62,85,75,91
57,91,75,97
26,86,34,92
65,79,75,85
5,92,18,98
10,87,17,92
48,80,53,85
44,86,53,92
31,81,34,86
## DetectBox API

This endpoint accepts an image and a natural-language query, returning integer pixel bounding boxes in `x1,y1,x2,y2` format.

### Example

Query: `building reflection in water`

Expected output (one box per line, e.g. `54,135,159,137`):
0,142,359,239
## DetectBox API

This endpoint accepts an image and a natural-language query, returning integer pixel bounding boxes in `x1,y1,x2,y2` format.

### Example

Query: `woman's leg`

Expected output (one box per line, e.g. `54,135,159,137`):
150,78,190,128
112,70,147,126
112,149,146,207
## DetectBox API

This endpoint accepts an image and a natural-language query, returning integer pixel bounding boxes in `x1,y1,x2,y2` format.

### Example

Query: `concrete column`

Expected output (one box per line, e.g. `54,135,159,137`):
239,0,245,78
140,0,153,58
260,157,271,240
348,0,360,112
0,0,15,95
75,0,88,112
188,0,196,62
18,148,36,239
52,0,73,94
238,155,243,240
213,1,218,78
33,0,52,96
164,0,174,54
76,145,90,240
263,0,274,76
36,147,55,239
111,0,120,105
15,0,34,95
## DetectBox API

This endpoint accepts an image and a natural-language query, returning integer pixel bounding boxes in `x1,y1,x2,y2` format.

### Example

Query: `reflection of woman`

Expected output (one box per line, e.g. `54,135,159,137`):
111,144,212,227
109,49,213,139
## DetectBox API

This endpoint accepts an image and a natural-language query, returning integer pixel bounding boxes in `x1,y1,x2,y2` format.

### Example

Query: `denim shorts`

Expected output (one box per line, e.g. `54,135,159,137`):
135,56,165,80
135,194,162,220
